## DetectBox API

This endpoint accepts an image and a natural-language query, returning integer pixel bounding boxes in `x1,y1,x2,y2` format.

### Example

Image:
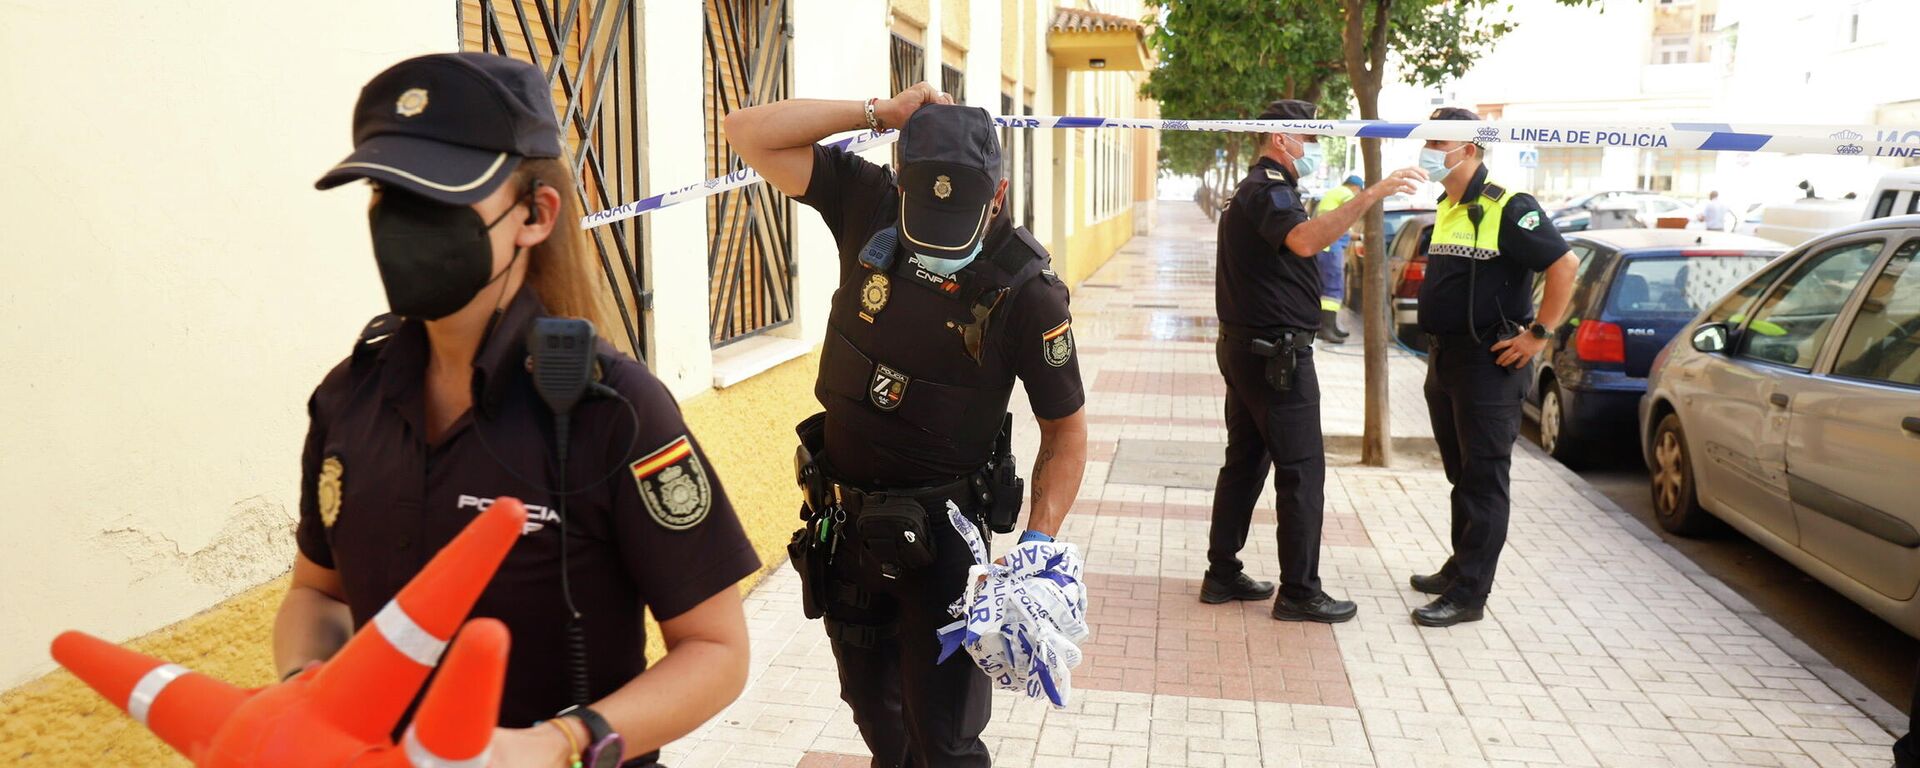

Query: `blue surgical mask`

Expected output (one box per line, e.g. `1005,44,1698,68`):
1291,141,1324,179
911,240,983,277
1419,146,1462,182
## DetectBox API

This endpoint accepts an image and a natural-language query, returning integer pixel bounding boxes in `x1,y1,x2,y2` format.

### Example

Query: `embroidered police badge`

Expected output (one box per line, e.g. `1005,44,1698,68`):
1518,210,1542,231
395,88,429,118
318,456,344,528
871,364,910,412
631,436,711,530
1043,320,1074,368
934,175,953,199
860,272,890,322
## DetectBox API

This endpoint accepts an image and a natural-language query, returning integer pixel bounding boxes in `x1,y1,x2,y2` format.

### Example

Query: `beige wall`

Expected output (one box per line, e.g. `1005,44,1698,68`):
0,1,450,687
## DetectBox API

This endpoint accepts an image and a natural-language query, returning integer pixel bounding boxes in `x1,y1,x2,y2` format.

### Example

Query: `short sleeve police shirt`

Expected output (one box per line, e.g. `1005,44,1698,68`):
1416,165,1569,335
1216,157,1322,330
294,287,760,735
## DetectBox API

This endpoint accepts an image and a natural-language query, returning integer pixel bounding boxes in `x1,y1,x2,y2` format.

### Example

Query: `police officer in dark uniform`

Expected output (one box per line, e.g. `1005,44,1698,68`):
276,53,760,767
1408,107,1577,627
725,83,1088,767
1204,99,1423,622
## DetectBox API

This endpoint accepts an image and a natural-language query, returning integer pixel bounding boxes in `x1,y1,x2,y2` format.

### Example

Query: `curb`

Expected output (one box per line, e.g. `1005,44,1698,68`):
1518,437,1908,738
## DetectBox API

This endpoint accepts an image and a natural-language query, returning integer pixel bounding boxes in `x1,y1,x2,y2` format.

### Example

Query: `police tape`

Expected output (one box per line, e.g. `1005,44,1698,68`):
579,115,1920,229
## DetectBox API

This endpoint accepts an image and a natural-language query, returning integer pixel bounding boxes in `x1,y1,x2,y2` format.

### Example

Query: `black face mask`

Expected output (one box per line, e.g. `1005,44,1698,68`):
368,188,525,320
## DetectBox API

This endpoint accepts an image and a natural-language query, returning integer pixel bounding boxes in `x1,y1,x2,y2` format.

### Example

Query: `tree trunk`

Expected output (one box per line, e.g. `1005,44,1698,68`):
1345,0,1394,468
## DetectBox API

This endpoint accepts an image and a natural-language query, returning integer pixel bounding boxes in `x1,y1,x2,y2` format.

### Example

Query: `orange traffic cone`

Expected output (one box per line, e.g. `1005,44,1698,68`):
49,632,246,762
404,618,509,766
306,497,526,743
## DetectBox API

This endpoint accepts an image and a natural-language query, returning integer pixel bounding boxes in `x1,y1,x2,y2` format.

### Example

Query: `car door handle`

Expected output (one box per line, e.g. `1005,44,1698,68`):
1905,416,1920,434
1769,393,1790,407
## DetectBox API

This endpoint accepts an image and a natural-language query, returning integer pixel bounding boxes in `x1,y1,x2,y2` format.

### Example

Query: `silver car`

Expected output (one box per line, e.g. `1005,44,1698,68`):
1639,215,1920,637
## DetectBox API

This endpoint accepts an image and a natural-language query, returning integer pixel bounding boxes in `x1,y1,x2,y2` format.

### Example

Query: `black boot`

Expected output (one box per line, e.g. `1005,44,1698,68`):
1316,310,1346,345
1324,308,1350,339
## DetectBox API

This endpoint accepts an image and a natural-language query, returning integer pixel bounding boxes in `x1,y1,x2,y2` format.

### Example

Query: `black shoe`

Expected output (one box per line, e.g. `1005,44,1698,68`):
1317,326,1346,345
1408,571,1452,595
1412,597,1484,627
1200,572,1276,604
1271,592,1358,623
1323,308,1351,340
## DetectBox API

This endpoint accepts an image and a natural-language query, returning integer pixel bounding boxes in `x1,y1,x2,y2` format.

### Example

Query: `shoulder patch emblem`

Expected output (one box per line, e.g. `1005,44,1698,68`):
1518,210,1542,231
631,437,711,530
1042,320,1075,368
1264,168,1286,181
871,364,910,411
859,272,890,322
318,456,344,528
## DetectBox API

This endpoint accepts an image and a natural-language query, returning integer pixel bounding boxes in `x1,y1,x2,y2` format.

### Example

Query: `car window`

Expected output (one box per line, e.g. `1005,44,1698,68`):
1874,190,1899,219
1736,240,1884,369
1832,239,1920,387
1705,256,1793,325
1610,255,1778,318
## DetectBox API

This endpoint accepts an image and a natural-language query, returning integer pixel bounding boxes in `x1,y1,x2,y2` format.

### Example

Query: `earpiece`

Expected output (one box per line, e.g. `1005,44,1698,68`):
523,179,545,225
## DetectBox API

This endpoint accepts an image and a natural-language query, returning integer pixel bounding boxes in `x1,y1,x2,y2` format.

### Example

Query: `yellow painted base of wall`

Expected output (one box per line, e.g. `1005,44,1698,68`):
1063,208,1135,287
0,351,825,764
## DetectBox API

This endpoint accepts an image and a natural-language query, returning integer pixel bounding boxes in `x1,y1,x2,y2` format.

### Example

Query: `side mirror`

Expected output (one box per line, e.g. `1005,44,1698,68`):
1690,323,1730,353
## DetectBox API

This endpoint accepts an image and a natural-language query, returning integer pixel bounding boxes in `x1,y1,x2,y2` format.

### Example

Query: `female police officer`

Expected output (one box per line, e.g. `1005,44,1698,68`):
272,53,759,767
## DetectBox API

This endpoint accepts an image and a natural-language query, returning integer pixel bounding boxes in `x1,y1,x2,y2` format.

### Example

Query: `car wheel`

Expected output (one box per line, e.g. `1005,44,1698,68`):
1540,382,1586,467
1650,413,1716,536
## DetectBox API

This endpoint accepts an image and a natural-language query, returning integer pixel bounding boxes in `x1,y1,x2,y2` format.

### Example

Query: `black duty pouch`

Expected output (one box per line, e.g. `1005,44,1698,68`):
853,495,936,579
787,526,829,619
1250,338,1297,392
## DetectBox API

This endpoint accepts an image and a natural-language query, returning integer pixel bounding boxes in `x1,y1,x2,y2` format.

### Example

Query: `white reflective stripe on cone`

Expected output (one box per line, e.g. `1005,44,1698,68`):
402,726,492,768
127,663,189,727
372,602,449,667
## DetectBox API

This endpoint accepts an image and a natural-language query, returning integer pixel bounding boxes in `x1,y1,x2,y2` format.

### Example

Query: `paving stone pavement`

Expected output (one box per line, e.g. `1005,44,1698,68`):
662,205,1900,767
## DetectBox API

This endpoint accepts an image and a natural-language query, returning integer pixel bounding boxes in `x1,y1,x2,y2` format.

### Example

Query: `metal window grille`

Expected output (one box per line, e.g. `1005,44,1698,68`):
890,34,925,93
463,0,651,361
705,0,795,346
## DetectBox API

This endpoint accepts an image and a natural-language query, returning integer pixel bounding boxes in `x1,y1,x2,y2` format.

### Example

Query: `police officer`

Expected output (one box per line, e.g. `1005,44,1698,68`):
725,84,1088,766
1408,106,1577,627
1313,174,1364,343
276,53,760,767
1204,99,1422,622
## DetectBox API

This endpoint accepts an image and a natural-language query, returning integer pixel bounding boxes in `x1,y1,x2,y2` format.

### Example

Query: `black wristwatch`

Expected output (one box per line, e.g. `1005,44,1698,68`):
557,705,624,768
1527,322,1550,340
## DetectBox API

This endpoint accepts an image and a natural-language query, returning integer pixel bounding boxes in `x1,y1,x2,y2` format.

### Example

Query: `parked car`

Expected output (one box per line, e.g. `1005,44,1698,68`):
1385,212,1437,350
1639,215,1920,638
1521,230,1786,464
1551,192,1690,232
1346,202,1435,308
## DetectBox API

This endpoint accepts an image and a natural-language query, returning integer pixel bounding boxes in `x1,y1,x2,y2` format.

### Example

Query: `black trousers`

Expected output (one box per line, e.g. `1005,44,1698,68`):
1896,655,1919,767
822,498,992,768
1423,335,1530,607
1207,338,1326,601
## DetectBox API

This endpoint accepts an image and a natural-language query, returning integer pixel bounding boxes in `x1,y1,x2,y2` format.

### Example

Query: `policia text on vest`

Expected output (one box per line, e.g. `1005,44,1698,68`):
724,84,1090,766
1407,107,1580,628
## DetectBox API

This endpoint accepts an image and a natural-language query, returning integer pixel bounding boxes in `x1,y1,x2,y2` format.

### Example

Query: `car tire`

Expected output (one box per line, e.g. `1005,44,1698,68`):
1650,413,1717,536
1539,381,1586,468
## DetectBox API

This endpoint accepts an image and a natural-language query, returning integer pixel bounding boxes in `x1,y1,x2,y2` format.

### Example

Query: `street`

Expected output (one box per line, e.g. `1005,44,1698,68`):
1517,419,1919,716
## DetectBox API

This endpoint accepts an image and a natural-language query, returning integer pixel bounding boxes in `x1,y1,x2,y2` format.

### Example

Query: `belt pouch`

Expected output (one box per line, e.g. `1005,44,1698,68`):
853,495,936,578
787,525,829,619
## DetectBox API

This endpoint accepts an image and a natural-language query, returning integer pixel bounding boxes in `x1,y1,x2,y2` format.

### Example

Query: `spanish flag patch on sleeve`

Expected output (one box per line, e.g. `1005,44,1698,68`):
1042,319,1075,368
630,436,712,530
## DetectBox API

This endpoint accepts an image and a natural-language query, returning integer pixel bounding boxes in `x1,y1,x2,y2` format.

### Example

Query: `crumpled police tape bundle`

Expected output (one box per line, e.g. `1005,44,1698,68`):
934,502,1090,708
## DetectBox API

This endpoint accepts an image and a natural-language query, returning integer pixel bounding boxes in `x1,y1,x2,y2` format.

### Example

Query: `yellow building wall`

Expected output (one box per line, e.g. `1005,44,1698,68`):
1064,208,1136,286
0,352,823,765
892,0,930,28
944,0,970,48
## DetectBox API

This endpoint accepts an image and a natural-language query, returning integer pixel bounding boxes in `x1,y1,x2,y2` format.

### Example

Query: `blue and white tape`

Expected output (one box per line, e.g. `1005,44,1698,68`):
580,115,1920,229
935,501,1089,708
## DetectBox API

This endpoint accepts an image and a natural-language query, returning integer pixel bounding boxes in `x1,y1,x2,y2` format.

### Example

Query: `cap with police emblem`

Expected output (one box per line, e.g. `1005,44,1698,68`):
316,52,564,205
896,104,1003,258
1259,99,1317,122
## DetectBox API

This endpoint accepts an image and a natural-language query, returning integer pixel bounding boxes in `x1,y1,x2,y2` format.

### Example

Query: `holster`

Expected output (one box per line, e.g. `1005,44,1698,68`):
850,494,936,579
975,413,1024,534
794,412,831,519
786,526,829,619
1250,336,1299,392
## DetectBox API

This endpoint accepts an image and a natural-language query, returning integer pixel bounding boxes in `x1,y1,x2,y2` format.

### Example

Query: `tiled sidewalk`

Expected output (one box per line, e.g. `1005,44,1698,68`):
663,205,1901,767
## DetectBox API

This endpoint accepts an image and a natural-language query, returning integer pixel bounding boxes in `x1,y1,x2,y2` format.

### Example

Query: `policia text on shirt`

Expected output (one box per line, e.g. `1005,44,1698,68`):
723,83,1091,767
1203,99,1425,624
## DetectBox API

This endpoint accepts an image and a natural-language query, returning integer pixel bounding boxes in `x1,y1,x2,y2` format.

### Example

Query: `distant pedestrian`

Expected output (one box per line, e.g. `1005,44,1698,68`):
1313,174,1364,343
1696,190,1730,232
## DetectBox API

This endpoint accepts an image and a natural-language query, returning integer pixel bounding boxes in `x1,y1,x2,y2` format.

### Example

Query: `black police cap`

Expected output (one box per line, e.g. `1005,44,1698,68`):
1259,99,1317,122
896,104,1002,257
1430,106,1481,122
316,53,564,205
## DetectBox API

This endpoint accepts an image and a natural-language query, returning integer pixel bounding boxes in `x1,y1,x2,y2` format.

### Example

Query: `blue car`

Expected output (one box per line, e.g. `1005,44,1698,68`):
1523,229,1787,465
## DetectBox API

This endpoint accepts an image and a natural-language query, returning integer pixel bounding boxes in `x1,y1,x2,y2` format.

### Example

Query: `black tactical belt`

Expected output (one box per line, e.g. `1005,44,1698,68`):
831,474,977,518
1219,323,1314,348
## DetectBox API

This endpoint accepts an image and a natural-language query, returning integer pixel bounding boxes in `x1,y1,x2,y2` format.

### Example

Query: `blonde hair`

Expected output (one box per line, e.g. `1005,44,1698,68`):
514,158,630,354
